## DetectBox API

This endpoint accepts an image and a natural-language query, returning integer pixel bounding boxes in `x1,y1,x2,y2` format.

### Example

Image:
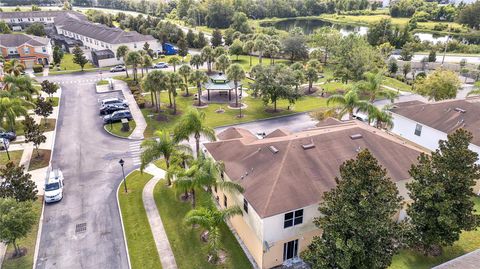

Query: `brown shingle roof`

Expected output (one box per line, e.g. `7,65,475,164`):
263,128,291,139
0,34,49,47
205,121,423,218
391,98,480,146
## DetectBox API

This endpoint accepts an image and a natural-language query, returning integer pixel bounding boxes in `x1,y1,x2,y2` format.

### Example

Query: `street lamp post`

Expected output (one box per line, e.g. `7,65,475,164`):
119,159,127,193
238,86,243,118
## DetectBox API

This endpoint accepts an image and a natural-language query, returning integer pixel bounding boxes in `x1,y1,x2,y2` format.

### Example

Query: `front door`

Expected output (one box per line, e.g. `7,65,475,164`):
283,239,298,261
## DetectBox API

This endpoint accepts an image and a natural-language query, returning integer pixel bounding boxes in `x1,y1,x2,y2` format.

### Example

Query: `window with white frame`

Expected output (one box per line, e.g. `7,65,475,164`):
23,47,30,54
414,124,422,136
284,209,303,228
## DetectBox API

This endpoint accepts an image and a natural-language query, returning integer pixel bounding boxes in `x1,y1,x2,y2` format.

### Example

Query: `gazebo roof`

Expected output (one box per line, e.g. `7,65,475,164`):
210,73,228,81
204,80,238,90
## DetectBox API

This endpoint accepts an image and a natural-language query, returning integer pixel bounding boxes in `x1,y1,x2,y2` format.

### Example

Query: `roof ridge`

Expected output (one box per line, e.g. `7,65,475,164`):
261,139,293,215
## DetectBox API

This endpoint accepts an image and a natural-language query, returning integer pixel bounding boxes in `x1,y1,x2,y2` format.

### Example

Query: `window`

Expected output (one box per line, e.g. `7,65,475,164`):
223,195,227,208
414,124,422,136
134,43,137,48
23,47,30,54
284,209,303,228
42,47,46,53
220,172,224,181
283,239,298,261
243,198,248,213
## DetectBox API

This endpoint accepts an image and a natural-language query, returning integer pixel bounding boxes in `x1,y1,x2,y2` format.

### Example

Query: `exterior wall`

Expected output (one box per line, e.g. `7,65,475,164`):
263,229,322,269
0,41,52,66
97,58,122,67
2,16,55,24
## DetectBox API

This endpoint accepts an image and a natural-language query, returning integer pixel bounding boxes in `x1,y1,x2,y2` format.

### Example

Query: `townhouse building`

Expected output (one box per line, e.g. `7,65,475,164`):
0,34,52,67
204,119,424,268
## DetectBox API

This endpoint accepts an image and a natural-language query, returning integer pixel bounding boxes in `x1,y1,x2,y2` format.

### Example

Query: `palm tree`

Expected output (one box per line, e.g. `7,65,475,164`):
173,109,216,157
367,105,394,130
116,45,129,78
0,97,29,131
293,69,305,94
357,71,397,103
189,70,209,107
201,47,215,73
178,65,192,96
1,74,36,100
213,47,227,58
305,66,318,94
142,54,152,75
226,64,245,107
266,43,279,65
140,130,191,186
168,56,181,72
190,54,204,70
326,89,373,120
126,51,143,82
184,206,243,260
243,40,255,67
253,39,266,64
215,54,231,73
167,72,183,114
142,70,168,112
3,59,25,76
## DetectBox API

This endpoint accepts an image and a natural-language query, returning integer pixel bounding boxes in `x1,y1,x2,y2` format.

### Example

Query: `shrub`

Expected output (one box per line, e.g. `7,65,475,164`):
33,64,43,73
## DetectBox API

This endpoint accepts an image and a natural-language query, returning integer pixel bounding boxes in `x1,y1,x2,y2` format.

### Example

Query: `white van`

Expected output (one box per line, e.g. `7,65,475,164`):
44,169,64,203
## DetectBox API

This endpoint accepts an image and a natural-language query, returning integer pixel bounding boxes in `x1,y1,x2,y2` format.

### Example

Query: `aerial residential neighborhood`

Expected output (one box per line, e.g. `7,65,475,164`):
0,1,479,269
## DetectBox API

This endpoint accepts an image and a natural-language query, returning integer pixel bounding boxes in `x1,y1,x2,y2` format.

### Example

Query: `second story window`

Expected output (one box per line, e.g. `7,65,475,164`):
23,47,30,54
243,198,248,213
134,43,137,49
223,194,227,208
284,209,303,228
414,124,422,136
42,47,46,53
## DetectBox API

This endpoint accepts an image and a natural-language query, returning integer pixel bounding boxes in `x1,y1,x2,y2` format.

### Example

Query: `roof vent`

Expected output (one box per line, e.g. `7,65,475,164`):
268,145,279,154
454,107,466,113
350,134,363,140
355,146,362,153
302,143,315,150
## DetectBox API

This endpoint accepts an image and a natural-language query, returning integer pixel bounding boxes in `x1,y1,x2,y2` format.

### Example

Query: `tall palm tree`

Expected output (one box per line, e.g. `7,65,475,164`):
140,130,191,186
173,109,216,157
189,70,209,107
253,39,266,64
243,40,255,67
168,56,181,72
142,70,168,112
266,43,279,65
201,47,215,73
226,64,245,107
184,206,243,260
215,54,231,73
167,72,184,114
178,65,192,96
126,51,142,82
367,105,394,130
116,45,129,78
357,71,397,103
305,66,318,94
3,59,25,76
292,69,305,94
1,74,36,100
0,97,29,131
142,54,152,75
190,54,204,70
326,89,373,120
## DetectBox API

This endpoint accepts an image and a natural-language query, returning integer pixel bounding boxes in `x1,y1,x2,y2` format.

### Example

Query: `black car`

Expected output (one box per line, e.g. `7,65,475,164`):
103,110,133,124
0,131,16,141
99,104,126,115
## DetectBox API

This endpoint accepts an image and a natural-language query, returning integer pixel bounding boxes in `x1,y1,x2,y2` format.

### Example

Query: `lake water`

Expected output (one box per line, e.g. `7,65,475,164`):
264,18,479,44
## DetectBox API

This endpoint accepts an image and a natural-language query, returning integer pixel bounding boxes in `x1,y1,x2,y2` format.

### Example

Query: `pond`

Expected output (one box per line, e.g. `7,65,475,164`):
262,18,479,44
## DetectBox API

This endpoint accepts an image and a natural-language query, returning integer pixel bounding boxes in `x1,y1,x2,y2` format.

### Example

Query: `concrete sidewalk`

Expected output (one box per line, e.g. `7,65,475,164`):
142,164,178,269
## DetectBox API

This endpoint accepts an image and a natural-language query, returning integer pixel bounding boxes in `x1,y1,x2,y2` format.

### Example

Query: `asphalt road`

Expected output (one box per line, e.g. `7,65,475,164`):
35,76,137,269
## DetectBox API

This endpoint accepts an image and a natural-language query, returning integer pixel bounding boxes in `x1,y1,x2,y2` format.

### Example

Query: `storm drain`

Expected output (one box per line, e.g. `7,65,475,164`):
75,223,87,233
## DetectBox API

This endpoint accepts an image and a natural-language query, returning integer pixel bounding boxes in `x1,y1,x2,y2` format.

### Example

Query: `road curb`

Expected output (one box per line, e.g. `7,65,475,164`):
103,124,138,140
116,170,136,269
32,86,62,269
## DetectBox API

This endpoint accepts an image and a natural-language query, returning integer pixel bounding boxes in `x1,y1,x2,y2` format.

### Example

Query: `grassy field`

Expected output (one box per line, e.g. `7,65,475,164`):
58,54,95,71
28,149,51,171
383,77,413,92
2,197,43,269
104,120,136,138
118,170,163,269
154,178,251,269
0,150,23,167
390,197,480,269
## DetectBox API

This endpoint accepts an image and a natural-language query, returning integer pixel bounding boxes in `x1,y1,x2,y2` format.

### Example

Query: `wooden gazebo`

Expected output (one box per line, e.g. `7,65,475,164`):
203,73,241,101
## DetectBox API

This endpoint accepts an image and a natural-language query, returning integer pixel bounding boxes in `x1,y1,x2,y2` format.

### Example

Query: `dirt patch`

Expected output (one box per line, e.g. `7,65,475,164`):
28,149,51,171
192,101,209,108
215,108,225,113
7,247,27,259
155,114,169,122
302,85,318,95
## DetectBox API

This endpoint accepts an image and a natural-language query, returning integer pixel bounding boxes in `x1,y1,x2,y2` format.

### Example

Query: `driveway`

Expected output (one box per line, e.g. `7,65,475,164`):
35,76,138,269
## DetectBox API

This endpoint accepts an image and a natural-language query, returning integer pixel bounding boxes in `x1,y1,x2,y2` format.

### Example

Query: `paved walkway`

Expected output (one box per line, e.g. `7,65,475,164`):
142,164,178,269
116,80,147,140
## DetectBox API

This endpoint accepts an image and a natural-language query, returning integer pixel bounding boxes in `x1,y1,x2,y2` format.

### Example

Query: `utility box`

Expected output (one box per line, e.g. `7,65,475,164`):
121,118,130,132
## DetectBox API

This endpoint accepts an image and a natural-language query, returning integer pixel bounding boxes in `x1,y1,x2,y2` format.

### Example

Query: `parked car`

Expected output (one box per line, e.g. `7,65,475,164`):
0,131,16,141
100,97,128,107
99,104,126,115
45,169,64,204
103,110,132,124
153,62,169,69
110,65,126,72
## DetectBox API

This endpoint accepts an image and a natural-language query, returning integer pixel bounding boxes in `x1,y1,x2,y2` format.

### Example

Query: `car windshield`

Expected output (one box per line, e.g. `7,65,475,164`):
45,182,60,191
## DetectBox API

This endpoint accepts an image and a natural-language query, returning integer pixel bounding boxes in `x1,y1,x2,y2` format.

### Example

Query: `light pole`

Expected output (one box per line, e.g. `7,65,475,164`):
3,138,10,161
119,159,127,193
238,85,243,118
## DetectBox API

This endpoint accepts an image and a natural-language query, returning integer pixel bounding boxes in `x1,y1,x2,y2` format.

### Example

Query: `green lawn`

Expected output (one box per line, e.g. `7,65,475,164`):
118,170,163,269
154,179,251,269
2,197,43,269
390,196,480,269
104,120,136,138
28,149,51,171
383,77,413,93
0,150,23,168
97,80,109,86
58,53,95,71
